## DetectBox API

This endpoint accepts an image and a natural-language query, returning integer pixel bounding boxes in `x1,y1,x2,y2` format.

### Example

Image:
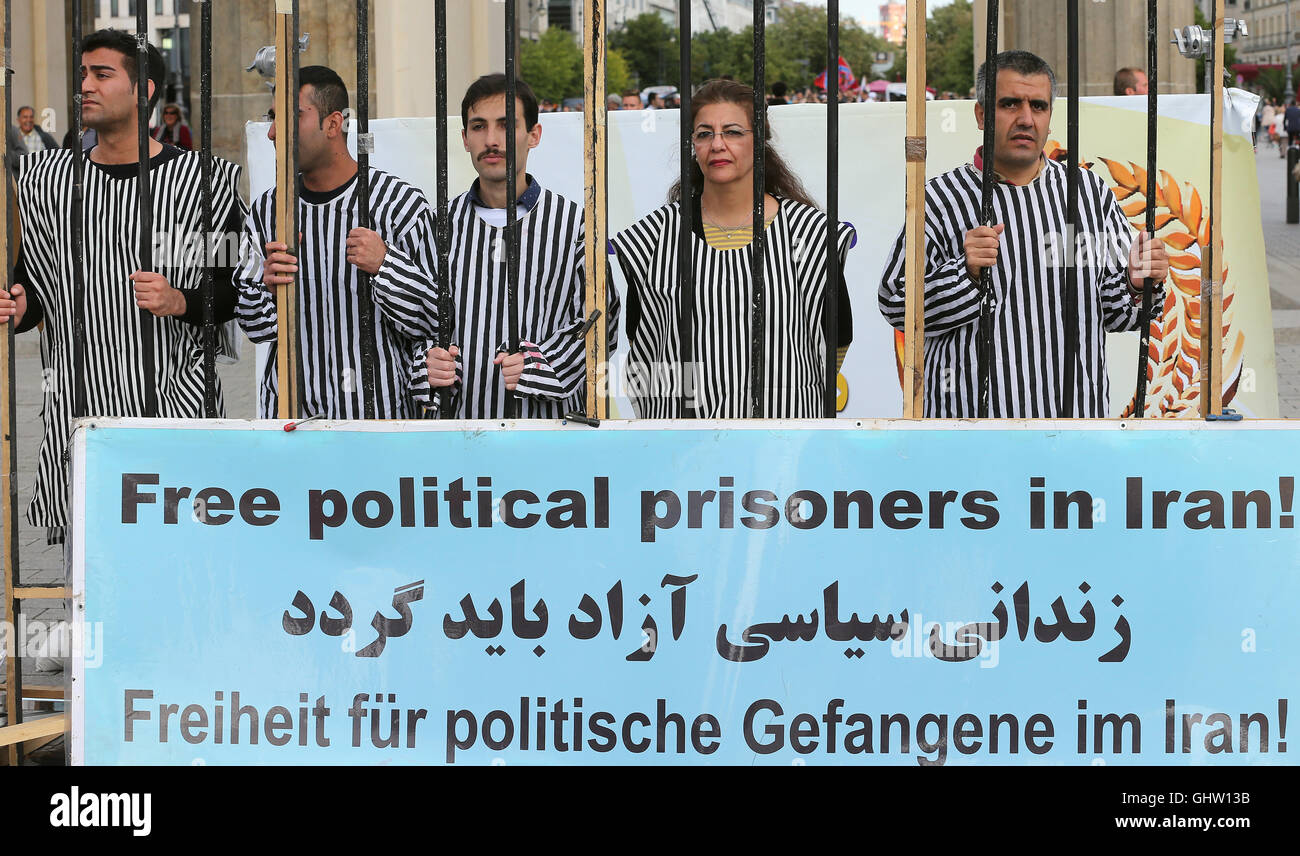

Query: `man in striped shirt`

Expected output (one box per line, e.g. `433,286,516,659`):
879,50,1169,418
0,29,246,542
235,66,442,419
419,74,619,419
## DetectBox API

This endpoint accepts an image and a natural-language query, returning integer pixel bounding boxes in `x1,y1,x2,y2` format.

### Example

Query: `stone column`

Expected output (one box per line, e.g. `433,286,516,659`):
7,0,75,140
374,0,506,121
974,0,1197,96
188,0,373,194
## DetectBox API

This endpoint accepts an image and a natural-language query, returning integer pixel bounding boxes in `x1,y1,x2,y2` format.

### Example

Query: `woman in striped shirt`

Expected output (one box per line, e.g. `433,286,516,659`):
611,79,854,419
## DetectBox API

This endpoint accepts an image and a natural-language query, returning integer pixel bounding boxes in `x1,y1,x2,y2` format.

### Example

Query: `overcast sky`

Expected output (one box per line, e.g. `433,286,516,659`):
828,0,956,30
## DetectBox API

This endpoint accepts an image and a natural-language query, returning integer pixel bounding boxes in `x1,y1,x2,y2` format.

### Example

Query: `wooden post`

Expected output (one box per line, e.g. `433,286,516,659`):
274,0,301,420
1200,0,1224,418
0,714,68,750
902,0,927,418
0,0,21,768
583,0,608,419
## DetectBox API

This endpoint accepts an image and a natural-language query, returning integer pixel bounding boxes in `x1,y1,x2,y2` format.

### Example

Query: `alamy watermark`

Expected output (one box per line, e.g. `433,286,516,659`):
1,616,103,668
150,230,245,270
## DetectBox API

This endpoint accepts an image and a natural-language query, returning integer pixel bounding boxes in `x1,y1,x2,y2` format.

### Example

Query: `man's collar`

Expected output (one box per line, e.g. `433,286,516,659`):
469,173,541,211
972,146,1046,186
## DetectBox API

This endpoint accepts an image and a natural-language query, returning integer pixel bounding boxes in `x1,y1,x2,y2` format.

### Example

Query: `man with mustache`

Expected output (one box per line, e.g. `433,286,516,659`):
878,50,1170,418
417,74,619,418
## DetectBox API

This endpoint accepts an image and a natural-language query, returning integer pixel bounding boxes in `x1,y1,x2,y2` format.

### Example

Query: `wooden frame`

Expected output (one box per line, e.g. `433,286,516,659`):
902,0,927,418
1,0,19,767
274,0,301,420
583,0,609,419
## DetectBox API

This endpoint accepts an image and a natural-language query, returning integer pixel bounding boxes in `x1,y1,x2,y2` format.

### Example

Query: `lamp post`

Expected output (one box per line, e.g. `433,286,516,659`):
1287,0,1294,101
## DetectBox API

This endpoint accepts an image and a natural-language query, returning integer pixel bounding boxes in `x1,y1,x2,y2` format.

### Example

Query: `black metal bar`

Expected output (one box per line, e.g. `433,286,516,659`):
823,0,839,418
199,0,215,417
677,0,695,418
1063,0,1080,417
71,4,86,420
355,0,377,419
749,0,766,418
435,0,453,419
504,0,520,420
1134,0,1158,415
136,7,157,417
977,0,999,419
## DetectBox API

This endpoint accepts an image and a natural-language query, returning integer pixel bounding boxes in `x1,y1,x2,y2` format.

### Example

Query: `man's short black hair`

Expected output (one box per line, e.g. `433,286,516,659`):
298,66,349,126
461,74,539,130
772,81,788,97
975,50,1057,106
81,28,166,110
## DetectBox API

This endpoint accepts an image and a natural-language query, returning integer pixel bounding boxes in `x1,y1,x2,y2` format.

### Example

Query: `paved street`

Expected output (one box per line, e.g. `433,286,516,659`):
1258,142,1300,417
7,329,256,737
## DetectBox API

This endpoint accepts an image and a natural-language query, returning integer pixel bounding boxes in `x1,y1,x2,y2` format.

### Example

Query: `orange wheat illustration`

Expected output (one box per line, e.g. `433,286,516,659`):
891,148,1245,418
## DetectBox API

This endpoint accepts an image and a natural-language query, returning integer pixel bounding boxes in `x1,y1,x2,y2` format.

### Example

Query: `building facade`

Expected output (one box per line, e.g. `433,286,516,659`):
1228,0,1296,67
95,0,192,114
549,0,780,35
879,2,906,45
974,0,1198,95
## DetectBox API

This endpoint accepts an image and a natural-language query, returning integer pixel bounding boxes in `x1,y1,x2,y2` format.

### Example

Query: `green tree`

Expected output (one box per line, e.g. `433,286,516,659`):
885,0,974,95
607,47,632,96
692,27,749,82
520,27,583,103
608,4,893,94
927,0,974,95
609,12,679,88
765,5,890,90
1253,65,1299,104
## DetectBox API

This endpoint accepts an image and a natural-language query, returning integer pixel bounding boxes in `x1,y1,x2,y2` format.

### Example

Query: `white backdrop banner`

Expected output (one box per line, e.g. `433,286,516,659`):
245,91,1275,418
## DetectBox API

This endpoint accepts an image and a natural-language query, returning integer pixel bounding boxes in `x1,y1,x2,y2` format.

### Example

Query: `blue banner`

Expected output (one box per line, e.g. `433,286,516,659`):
72,421,1298,765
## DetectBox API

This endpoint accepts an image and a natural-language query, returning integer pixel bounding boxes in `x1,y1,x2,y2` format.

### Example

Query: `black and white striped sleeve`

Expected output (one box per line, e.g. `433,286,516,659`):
514,228,622,401
879,190,987,337
407,338,459,413
234,194,277,344
1095,175,1161,333
371,187,441,340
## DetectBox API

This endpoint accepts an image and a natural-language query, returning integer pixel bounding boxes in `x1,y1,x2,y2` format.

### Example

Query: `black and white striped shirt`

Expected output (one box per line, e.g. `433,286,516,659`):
13,145,245,528
236,168,442,419
611,196,855,418
879,156,1162,418
410,178,620,419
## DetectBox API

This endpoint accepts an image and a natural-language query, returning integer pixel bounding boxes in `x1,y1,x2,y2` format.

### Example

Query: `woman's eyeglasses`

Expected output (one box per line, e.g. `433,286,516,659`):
692,128,753,145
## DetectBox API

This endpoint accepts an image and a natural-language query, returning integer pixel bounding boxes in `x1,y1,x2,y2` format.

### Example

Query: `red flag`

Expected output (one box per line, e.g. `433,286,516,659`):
814,55,857,91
